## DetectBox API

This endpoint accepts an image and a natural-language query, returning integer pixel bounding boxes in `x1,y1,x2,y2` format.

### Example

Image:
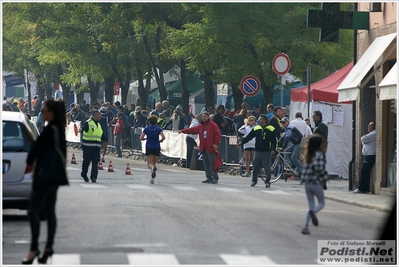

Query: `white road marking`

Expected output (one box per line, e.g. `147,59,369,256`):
262,190,289,195
14,240,29,244
113,243,167,248
80,184,107,188
131,168,150,172
170,186,198,191
165,169,187,173
298,208,348,213
127,253,179,265
66,167,81,171
216,188,244,193
50,254,81,265
220,254,277,265
126,184,153,190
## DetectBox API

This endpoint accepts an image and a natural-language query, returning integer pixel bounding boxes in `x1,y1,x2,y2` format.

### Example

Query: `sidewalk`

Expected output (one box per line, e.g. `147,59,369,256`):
322,179,395,213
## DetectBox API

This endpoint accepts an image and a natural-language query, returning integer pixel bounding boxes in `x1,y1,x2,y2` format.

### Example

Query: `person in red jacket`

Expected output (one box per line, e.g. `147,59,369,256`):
179,110,221,184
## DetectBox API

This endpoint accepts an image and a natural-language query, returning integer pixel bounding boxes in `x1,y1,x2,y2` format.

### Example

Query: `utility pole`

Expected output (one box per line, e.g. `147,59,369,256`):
25,67,32,115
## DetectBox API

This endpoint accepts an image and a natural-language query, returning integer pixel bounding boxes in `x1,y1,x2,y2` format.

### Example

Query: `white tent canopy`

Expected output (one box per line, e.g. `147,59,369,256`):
290,101,352,178
129,66,180,95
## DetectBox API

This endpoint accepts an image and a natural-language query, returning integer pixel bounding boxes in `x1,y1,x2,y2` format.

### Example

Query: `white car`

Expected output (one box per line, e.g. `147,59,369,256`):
2,111,39,209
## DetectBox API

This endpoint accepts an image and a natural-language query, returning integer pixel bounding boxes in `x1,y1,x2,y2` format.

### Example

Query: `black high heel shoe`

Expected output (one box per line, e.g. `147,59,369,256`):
22,250,40,264
38,248,54,264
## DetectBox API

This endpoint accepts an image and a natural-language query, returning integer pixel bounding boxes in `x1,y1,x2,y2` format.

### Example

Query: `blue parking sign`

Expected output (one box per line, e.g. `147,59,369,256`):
240,75,261,97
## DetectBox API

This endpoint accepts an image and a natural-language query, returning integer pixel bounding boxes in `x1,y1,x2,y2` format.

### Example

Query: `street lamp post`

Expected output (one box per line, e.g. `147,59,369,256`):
25,67,32,115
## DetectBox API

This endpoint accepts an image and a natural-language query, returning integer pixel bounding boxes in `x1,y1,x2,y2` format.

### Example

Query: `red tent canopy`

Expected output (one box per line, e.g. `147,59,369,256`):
290,62,353,104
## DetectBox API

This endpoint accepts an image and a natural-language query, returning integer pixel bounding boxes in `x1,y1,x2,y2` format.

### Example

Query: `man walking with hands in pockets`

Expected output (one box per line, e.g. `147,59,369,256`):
179,110,221,184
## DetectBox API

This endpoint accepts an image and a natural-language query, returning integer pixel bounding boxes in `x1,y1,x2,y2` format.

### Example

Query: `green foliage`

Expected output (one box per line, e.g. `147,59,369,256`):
3,2,353,104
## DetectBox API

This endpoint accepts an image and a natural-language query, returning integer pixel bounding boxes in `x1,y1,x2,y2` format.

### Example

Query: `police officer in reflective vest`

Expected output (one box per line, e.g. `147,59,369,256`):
80,110,107,183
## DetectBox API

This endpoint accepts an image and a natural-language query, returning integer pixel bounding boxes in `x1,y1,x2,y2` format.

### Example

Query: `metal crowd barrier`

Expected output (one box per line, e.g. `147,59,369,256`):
123,127,145,160
105,126,244,172
190,135,243,172
219,135,242,165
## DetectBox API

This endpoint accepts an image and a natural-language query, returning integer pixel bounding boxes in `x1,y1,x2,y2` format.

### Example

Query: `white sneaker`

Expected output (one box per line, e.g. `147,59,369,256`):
239,159,244,165
150,178,154,184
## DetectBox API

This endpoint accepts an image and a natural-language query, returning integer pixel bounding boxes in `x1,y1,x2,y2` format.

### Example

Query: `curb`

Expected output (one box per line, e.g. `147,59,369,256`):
324,195,393,213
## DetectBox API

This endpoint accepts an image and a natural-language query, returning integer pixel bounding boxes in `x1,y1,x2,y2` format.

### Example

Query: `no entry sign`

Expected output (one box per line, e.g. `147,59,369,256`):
240,75,261,97
272,53,291,76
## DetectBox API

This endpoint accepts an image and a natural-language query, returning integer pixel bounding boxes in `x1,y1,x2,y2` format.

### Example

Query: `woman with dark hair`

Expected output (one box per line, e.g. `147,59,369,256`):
300,134,328,235
23,100,68,264
233,108,248,134
140,115,166,184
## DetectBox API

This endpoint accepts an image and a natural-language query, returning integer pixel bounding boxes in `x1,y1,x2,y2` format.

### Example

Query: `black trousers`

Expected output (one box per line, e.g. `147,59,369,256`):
185,136,197,169
358,155,376,192
28,186,59,251
82,147,101,180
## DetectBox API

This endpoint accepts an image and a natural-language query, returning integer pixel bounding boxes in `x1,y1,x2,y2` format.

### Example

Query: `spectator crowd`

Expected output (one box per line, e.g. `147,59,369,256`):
4,95,318,180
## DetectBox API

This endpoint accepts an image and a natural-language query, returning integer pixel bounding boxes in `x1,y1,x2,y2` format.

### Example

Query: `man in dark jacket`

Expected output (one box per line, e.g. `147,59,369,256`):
213,104,230,135
312,109,329,189
237,114,277,188
268,106,283,140
32,99,42,116
312,110,328,144
133,111,148,128
99,106,113,162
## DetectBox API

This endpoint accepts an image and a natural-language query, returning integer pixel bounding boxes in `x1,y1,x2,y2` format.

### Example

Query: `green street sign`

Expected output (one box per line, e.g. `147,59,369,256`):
307,3,369,42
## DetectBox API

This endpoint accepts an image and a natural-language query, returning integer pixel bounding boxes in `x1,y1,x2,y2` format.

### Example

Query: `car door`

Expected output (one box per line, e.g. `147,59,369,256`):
2,120,34,183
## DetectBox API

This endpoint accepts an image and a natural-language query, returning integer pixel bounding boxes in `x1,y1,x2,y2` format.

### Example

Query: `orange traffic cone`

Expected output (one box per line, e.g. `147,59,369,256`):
98,160,104,170
125,163,132,175
71,153,77,164
108,160,114,172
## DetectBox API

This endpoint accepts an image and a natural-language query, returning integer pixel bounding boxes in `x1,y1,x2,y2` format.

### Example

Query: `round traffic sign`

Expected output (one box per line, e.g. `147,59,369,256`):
272,53,291,76
240,75,261,97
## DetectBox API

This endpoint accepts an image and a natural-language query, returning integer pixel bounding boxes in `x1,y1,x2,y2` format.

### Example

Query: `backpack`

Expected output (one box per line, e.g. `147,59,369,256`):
290,126,303,144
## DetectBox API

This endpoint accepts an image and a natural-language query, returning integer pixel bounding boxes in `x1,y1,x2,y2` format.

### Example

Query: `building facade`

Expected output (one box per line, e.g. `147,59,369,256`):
338,2,397,197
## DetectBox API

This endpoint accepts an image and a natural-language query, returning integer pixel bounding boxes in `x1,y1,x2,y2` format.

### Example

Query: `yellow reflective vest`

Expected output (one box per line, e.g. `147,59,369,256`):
82,119,103,148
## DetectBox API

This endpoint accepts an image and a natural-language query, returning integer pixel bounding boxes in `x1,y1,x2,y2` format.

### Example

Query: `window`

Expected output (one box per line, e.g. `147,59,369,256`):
2,122,28,150
369,3,382,12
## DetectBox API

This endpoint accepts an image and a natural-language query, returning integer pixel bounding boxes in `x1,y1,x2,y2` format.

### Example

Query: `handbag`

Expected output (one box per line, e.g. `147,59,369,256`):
33,125,69,190
213,152,223,173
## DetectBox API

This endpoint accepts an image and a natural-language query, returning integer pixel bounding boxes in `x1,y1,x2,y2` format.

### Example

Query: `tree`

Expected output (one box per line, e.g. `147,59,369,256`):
166,3,353,110
3,3,353,111
2,3,60,104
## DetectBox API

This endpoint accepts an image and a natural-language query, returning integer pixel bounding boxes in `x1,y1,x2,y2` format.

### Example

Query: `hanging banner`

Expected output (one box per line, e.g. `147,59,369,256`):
114,82,120,95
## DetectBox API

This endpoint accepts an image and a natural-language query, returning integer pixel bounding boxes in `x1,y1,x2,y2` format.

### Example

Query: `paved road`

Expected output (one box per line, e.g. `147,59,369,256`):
2,149,390,265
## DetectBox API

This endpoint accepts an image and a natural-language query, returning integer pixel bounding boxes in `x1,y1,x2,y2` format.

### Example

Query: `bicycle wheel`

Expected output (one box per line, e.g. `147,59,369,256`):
270,156,285,183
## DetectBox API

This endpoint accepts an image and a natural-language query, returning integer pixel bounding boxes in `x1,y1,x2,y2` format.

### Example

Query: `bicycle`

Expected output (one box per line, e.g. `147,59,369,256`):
269,150,300,183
